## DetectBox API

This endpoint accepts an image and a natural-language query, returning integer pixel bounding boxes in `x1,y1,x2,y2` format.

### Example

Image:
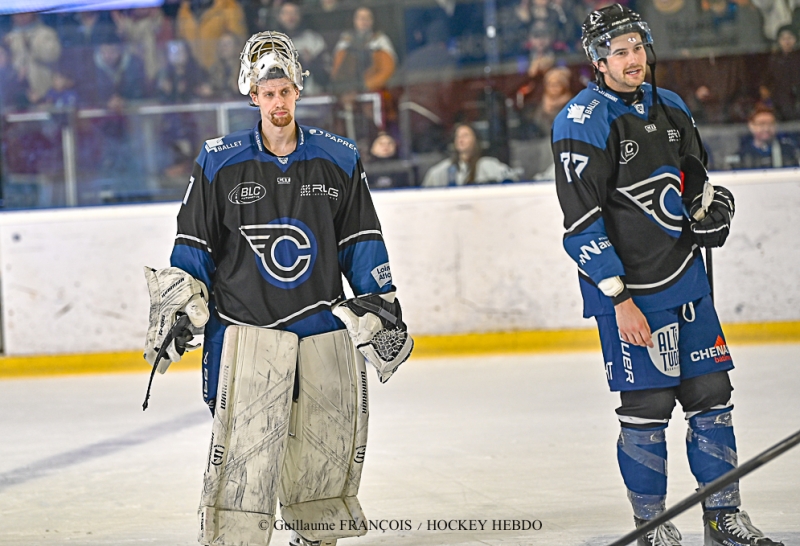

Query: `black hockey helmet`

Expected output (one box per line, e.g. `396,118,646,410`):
581,4,653,62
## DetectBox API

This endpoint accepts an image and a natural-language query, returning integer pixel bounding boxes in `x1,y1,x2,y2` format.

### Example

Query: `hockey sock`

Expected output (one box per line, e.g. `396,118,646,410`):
686,408,741,509
618,425,668,520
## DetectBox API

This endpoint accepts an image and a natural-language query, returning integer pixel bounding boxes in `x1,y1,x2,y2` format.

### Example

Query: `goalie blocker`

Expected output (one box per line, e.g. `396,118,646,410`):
332,288,414,384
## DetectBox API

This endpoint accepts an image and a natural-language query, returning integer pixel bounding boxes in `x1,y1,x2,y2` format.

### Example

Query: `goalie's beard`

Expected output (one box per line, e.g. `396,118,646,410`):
269,111,294,128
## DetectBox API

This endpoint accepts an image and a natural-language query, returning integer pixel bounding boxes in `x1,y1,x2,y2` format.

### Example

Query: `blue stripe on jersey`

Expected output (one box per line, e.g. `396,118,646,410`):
580,255,711,317
170,244,215,290
338,240,391,295
564,218,625,284
198,124,359,182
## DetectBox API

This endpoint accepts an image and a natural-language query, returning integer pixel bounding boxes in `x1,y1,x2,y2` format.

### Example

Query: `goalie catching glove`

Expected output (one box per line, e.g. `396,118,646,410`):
144,267,210,373
688,186,735,248
332,289,413,383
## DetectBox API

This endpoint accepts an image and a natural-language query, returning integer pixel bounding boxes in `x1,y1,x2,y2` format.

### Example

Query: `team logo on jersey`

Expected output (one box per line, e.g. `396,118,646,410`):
645,124,657,133
634,104,645,115
205,138,242,153
277,157,289,165
619,140,639,164
240,218,318,289
567,99,600,124
648,323,680,377
228,182,266,205
308,128,323,135
616,171,684,236
690,336,731,363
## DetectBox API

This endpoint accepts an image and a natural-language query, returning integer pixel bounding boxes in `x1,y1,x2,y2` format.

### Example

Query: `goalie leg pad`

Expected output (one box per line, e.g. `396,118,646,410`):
199,326,299,546
279,329,369,542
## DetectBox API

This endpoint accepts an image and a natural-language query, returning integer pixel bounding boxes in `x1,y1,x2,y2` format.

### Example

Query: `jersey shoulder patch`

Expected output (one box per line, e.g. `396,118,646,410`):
553,86,612,150
301,126,359,175
197,128,256,182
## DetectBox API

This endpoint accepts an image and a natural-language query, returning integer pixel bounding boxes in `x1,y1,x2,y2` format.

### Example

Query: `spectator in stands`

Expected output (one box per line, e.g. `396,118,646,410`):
58,10,117,50
274,2,329,95
760,25,800,120
112,8,174,84
78,32,147,108
732,105,800,168
330,7,397,94
516,0,570,52
692,0,765,49
242,0,277,37
177,0,247,70
639,0,700,56
518,66,574,139
676,53,753,123
0,43,28,110
4,12,62,104
209,32,242,99
364,132,414,188
422,123,519,187
526,21,556,79
751,0,795,41
155,39,213,102
305,0,353,53
42,67,78,109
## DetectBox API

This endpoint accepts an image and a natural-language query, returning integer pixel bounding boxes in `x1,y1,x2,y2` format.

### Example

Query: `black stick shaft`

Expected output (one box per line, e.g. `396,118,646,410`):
606,427,800,546
706,248,714,301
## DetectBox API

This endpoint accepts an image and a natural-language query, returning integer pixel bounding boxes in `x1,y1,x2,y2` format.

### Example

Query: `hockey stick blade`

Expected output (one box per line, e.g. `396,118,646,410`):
142,314,191,411
606,426,800,546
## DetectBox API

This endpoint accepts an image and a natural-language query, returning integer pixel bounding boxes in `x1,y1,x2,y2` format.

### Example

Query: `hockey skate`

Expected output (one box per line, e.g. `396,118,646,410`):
635,517,684,546
703,509,784,546
288,531,336,546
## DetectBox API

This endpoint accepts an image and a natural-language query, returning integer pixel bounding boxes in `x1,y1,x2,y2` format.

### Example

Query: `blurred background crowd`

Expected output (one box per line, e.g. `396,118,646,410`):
0,0,799,207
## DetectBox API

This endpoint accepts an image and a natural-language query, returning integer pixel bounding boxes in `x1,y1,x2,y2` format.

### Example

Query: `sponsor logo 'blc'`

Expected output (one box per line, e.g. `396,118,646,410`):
229,182,266,205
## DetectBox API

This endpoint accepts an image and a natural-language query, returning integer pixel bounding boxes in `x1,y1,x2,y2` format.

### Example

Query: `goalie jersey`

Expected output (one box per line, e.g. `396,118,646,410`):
552,82,711,318
171,123,392,340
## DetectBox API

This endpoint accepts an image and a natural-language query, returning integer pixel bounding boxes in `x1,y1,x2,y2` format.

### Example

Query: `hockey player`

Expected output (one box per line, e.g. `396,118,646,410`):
143,31,412,546
552,5,783,546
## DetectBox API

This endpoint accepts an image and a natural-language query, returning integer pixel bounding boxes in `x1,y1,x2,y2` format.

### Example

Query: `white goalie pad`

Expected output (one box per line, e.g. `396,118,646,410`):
199,326,299,546
279,329,369,542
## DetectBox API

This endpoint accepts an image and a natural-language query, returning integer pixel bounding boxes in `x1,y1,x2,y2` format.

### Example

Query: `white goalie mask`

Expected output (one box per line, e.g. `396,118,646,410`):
238,31,307,95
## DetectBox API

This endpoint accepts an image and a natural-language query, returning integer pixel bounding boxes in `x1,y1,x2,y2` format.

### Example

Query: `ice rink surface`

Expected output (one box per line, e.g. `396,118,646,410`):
1,344,798,546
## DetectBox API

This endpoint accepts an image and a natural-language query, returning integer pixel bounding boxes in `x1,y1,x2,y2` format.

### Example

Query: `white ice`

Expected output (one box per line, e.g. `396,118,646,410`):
1,344,798,546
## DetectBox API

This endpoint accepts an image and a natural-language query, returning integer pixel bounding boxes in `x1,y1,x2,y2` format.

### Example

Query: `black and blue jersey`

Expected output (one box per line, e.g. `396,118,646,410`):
171,122,392,340
552,82,711,317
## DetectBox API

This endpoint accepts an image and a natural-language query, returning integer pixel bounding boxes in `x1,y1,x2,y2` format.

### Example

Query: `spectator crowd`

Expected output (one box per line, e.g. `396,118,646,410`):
0,0,799,205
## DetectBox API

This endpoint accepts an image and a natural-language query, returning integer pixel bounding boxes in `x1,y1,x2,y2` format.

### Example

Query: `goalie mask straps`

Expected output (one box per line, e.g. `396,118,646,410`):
351,298,399,327
142,314,191,411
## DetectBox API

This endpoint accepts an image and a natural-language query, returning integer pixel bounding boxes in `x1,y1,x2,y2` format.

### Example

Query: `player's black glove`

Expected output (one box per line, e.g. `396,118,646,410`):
689,185,735,248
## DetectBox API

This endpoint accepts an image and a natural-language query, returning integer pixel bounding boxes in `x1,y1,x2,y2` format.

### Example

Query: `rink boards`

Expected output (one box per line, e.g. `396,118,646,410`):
0,168,798,361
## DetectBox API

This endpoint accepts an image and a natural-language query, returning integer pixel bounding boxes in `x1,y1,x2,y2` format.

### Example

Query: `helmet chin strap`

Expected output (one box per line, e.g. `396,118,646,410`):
646,43,658,121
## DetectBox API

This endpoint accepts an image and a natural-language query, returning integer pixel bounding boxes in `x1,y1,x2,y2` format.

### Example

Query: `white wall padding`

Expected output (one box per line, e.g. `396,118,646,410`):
0,169,797,355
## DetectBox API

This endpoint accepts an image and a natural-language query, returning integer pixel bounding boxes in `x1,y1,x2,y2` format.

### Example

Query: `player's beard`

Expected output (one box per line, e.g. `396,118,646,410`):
269,111,294,128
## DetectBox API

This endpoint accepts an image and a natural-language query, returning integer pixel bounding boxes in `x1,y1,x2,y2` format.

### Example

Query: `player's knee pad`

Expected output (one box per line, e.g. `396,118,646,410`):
686,407,740,509
677,371,733,417
617,426,668,520
616,388,677,428
199,326,299,546
279,329,369,542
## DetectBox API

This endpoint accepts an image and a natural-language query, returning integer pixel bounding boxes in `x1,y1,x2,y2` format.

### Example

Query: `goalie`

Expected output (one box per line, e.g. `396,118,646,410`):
143,31,412,546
